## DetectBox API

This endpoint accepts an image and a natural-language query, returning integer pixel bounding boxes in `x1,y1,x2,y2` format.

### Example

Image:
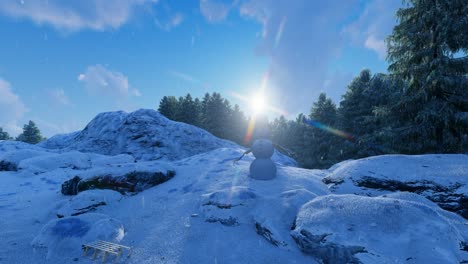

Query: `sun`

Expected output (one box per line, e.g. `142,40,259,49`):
250,92,266,114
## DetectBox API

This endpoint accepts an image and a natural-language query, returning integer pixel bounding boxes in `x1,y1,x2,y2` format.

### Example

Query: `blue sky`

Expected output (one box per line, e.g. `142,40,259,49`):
0,0,402,137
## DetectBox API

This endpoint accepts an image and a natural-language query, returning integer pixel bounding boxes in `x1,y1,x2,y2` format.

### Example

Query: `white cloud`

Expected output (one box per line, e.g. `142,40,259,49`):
49,88,70,105
169,70,211,90
155,12,184,31
365,35,387,59
235,0,359,115
200,0,234,23
342,0,402,60
78,64,141,98
0,78,28,136
0,0,157,31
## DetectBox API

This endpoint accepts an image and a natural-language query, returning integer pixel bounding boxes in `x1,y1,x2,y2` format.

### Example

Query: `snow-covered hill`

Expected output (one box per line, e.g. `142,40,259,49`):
39,109,239,161
0,109,467,264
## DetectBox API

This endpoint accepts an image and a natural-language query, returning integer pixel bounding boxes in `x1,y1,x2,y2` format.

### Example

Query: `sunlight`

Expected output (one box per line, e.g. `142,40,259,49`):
250,92,266,114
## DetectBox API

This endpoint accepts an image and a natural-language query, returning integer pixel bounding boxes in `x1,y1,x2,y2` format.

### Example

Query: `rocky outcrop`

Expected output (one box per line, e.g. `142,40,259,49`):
323,154,468,219
61,176,82,195
61,170,175,195
0,160,17,171
292,193,467,264
353,176,468,219
292,229,365,264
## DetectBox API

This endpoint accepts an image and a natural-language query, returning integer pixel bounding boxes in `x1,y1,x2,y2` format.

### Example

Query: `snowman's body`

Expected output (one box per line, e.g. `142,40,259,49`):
249,139,277,180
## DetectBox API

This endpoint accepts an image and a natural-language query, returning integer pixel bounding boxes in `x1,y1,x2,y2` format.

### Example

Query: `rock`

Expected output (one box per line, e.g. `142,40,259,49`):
61,176,81,195
0,160,17,171
292,193,467,264
292,229,365,264
322,154,468,219
255,222,285,247
61,170,175,195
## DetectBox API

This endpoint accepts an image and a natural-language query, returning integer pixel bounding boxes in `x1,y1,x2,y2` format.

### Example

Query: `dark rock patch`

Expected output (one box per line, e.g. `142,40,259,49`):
205,216,239,226
255,222,285,247
291,229,366,264
0,160,17,171
61,176,81,195
354,176,467,219
61,170,175,195
70,202,106,217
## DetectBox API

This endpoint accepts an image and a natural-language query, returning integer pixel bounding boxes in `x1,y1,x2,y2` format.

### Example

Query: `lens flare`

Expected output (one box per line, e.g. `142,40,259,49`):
302,118,355,141
274,16,286,49
244,116,256,144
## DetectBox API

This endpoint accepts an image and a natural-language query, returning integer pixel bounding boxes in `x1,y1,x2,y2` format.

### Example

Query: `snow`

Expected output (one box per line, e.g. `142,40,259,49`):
293,193,467,263
324,154,468,195
323,154,468,218
38,109,239,161
0,110,466,264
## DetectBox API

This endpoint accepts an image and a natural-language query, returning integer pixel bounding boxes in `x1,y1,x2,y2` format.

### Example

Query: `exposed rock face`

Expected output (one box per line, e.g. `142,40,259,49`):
40,109,237,161
255,222,286,247
353,176,468,218
61,176,81,195
61,170,175,195
292,229,365,264
323,154,468,219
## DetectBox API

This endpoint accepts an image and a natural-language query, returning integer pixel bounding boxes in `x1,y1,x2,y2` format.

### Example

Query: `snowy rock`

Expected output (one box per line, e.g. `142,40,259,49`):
292,193,467,264
39,109,238,161
323,154,468,218
0,149,51,171
201,187,257,226
54,190,122,218
61,169,175,195
32,213,125,260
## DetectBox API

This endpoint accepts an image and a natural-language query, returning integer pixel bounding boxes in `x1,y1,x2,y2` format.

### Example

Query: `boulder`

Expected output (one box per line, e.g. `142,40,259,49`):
291,193,467,264
323,154,468,219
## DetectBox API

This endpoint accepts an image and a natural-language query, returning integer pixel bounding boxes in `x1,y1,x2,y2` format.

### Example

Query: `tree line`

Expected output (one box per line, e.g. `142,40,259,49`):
158,0,467,169
0,121,46,144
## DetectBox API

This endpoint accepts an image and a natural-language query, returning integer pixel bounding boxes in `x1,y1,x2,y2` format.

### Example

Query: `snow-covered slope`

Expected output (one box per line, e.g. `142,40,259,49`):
1,110,467,264
39,109,238,161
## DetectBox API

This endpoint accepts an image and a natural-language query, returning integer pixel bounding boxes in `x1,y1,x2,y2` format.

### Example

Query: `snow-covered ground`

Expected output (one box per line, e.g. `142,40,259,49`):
0,109,467,264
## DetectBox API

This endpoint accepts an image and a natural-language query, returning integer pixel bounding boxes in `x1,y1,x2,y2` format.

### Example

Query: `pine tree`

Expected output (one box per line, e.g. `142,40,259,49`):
176,94,200,125
16,121,43,144
310,93,337,125
387,0,468,153
0,127,12,140
226,104,247,145
203,93,230,138
158,96,179,120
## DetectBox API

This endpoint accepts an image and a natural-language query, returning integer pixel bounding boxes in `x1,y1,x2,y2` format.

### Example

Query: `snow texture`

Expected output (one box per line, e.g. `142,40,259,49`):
0,109,466,264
